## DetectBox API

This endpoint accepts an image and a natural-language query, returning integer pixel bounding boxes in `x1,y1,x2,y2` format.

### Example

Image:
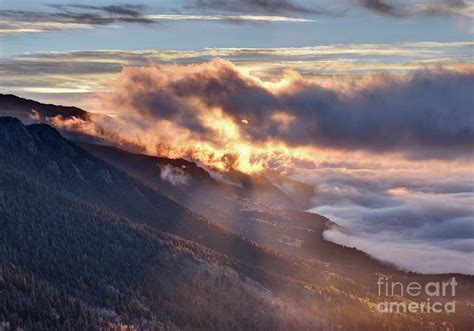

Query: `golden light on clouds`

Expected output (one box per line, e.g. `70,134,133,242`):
45,58,473,174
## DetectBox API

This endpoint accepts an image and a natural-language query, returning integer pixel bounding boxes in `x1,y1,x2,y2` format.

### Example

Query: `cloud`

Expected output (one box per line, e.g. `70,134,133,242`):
0,3,315,36
3,42,471,99
0,4,154,36
306,168,474,274
357,0,403,16
324,229,474,274
0,20,93,35
17,56,470,172
159,164,190,186
189,0,474,18
49,4,148,18
189,0,326,15
357,0,474,17
88,60,474,160
45,4,153,24
273,68,474,158
146,14,313,22
1,0,472,36
415,0,474,17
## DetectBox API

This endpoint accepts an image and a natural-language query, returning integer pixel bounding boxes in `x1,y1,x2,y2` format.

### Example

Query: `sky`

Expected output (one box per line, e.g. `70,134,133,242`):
0,0,473,274
1,0,473,104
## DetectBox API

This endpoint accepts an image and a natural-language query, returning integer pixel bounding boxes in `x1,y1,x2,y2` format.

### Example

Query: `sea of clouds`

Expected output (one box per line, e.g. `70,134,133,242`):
303,168,474,275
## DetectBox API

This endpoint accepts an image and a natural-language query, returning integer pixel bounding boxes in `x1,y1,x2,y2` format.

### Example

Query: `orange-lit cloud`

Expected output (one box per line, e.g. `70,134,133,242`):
49,59,474,173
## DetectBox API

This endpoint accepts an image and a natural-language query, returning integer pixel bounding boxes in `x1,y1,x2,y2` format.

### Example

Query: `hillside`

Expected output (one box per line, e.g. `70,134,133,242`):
80,142,392,269
1,116,473,330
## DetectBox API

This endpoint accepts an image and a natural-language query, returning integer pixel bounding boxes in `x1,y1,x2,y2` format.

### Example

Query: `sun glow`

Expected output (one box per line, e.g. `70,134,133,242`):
45,59,474,175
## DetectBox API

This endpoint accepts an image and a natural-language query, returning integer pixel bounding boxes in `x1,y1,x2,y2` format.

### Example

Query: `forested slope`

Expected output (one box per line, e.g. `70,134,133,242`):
1,117,473,330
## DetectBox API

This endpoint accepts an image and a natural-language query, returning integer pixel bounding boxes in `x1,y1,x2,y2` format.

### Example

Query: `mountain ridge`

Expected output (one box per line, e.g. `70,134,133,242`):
0,94,90,122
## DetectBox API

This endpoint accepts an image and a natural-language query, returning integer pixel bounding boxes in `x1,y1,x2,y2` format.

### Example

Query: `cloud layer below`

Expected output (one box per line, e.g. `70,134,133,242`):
305,167,474,275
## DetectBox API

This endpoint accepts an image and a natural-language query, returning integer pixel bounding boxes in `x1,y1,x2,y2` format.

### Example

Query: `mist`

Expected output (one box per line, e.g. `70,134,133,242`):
304,167,474,275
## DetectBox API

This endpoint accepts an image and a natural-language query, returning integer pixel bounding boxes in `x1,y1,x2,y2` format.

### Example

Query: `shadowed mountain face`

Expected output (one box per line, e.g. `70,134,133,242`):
80,142,371,266
1,116,473,330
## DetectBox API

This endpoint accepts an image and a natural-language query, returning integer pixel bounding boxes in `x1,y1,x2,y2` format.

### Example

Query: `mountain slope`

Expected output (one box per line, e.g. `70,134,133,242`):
0,118,322,282
1,167,333,330
1,116,473,330
80,142,388,269
0,117,336,329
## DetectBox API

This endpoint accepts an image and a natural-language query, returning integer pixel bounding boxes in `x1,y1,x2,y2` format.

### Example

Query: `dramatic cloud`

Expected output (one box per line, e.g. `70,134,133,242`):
0,4,154,35
357,0,474,17
36,57,471,176
87,60,473,161
2,0,471,36
190,0,474,18
49,4,148,18
189,0,326,15
0,3,313,36
305,167,474,274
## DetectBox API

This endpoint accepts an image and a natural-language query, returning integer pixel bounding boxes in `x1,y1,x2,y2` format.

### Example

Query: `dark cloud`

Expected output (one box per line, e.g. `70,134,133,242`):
272,69,474,158
189,0,327,15
357,0,404,16
442,0,467,8
357,0,470,17
189,0,471,18
103,61,473,159
421,0,469,16
0,4,154,27
49,4,153,24
50,4,147,17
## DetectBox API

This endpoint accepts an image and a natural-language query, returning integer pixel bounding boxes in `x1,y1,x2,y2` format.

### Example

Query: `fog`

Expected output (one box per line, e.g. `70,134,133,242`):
304,167,474,275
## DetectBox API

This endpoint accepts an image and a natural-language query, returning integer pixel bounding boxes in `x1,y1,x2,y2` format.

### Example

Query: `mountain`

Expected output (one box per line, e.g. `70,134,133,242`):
1,116,473,330
0,94,90,122
80,142,384,268
79,141,312,209
0,117,331,329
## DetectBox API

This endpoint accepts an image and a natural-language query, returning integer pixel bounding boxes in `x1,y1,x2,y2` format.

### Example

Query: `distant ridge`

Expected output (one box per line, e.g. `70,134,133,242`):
0,93,90,121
